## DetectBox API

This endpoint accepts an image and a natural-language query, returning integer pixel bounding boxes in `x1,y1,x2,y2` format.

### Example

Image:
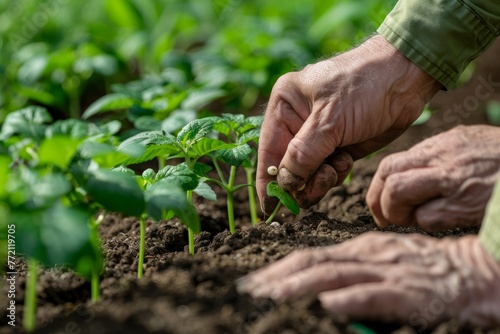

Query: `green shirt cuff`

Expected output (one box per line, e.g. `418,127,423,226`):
377,0,500,89
479,180,500,261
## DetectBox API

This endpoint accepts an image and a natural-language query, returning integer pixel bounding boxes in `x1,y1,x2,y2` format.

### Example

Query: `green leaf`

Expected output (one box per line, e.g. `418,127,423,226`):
238,128,261,144
118,131,180,164
154,164,199,190
194,181,217,201
487,101,500,126
142,168,155,182
190,137,235,157
104,0,143,29
145,183,200,233
38,136,82,169
12,202,102,278
176,118,215,148
217,143,252,166
82,93,137,119
1,106,52,141
85,169,145,217
266,181,300,215
181,88,225,110
192,162,212,177
79,141,140,168
161,109,198,134
0,156,12,198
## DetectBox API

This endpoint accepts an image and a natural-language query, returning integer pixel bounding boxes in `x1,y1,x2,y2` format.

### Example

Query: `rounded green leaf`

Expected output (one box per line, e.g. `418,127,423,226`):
266,181,300,215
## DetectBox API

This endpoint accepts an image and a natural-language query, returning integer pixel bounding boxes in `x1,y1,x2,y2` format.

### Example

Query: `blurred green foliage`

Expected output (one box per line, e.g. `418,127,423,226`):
0,0,397,121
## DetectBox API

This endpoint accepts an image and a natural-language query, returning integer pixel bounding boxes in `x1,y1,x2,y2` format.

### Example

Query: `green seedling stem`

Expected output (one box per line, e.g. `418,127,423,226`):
90,214,104,302
244,166,258,225
187,190,195,255
264,202,282,224
227,165,237,233
23,259,38,332
138,215,146,278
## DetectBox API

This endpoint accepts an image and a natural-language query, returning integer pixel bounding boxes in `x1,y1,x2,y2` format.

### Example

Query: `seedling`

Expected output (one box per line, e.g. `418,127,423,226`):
265,181,300,223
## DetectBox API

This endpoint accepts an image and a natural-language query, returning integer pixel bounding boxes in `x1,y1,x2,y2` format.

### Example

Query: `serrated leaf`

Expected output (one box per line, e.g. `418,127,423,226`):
1,106,52,141
85,169,145,217
190,137,235,157
217,144,252,166
12,201,102,278
266,181,300,215
154,164,198,190
82,93,137,119
238,128,261,144
161,109,198,134
192,162,212,177
145,183,200,233
177,118,215,148
194,181,217,201
38,136,82,169
142,168,155,182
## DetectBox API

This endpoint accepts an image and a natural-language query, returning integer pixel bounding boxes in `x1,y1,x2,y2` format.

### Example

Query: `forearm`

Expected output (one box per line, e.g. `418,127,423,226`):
378,0,500,89
479,179,500,261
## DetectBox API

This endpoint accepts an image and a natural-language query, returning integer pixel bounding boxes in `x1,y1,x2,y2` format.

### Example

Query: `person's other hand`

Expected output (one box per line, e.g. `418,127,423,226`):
236,232,500,330
366,125,500,231
257,35,441,214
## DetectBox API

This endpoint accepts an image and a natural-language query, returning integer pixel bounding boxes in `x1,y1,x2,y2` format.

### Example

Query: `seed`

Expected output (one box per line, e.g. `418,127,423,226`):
267,166,278,176
297,183,306,191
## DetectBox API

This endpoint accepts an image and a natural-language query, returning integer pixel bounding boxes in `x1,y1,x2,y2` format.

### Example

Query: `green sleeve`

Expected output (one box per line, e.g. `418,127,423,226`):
377,0,500,89
479,180,500,261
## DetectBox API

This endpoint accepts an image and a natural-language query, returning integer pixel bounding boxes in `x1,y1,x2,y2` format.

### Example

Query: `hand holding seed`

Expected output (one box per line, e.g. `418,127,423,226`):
256,35,441,214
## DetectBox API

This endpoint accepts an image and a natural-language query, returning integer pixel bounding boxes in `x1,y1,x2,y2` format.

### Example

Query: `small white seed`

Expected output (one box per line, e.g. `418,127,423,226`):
267,166,278,176
297,183,306,191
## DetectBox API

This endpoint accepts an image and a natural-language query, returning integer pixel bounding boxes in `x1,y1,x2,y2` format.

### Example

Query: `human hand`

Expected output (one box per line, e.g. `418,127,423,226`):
236,232,500,329
366,125,500,231
257,35,441,214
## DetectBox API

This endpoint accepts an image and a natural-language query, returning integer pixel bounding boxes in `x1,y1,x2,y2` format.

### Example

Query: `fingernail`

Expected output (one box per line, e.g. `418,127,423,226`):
278,167,304,192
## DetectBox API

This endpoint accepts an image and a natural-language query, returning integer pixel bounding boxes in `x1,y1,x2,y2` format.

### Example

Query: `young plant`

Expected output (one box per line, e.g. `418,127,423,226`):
265,181,300,223
118,117,230,253
207,114,263,230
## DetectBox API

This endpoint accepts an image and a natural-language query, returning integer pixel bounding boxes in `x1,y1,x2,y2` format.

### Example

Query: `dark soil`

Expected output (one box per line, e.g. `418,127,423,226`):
3,41,500,334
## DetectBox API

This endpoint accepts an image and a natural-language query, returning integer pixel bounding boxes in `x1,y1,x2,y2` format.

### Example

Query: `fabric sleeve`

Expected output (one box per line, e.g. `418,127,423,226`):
479,179,500,261
377,0,500,89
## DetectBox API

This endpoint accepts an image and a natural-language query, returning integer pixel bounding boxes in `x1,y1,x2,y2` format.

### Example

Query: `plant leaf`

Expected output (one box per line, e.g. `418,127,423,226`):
12,201,102,278
217,143,252,166
190,137,235,157
145,183,200,233
84,168,145,217
192,162,212,177
194,181,217,201
154,164,199,191
181,88,225,110
1,106,52,141
38,136,82,169
82,93,137,119
176,118,215,148
266,181,300,215
118,131,180,164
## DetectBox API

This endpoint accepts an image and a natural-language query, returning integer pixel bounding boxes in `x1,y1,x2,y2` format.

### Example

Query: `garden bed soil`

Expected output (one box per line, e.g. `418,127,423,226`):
3,40,500,334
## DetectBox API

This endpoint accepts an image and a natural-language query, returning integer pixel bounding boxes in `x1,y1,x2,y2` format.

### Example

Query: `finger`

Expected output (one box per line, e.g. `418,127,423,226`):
263,262,384,300
236,247,333,295
415,198,483,231
278,108,341,192
377,168,443,227
257,99,304,213
368,164,443,228
325,151,353,186
319,283,417,322
293,164,337,208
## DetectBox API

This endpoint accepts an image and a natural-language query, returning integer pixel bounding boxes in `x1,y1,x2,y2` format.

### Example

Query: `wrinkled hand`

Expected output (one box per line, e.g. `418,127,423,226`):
236,232,500,329
257,35,441,214
366,125,500,231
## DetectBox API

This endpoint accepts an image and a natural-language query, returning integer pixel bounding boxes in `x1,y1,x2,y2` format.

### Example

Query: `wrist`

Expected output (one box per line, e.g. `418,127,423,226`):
358,35,442,102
